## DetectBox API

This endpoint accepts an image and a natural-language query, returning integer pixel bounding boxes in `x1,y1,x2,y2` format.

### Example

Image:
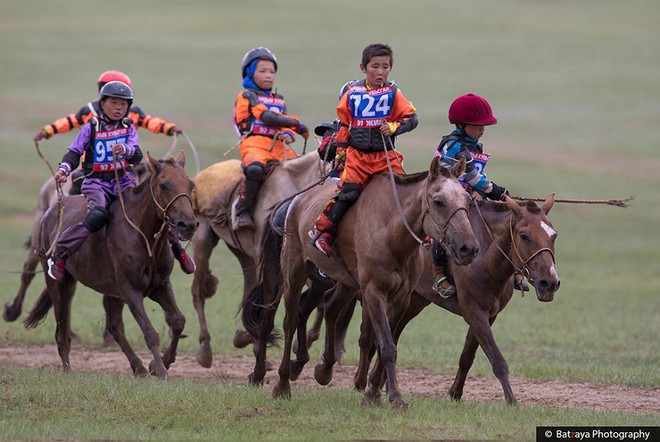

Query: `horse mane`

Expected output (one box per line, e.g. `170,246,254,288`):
279,152,319,176
389,170,429,185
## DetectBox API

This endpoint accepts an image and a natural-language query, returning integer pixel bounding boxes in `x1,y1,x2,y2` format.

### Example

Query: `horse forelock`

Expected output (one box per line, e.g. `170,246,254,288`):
524,200,542,214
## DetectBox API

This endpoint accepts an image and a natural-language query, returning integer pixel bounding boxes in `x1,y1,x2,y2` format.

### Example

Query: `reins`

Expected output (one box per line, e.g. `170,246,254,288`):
381,134,468,249
112,159,192,258
510,194,634,208
473,201,555,295
164,131,201,176
34,139,64,258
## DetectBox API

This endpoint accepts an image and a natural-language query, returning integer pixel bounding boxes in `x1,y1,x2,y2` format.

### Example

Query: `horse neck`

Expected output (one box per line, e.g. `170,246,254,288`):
278,152,324,187
475,203,517,278
123,180,165,241
385,179,427,254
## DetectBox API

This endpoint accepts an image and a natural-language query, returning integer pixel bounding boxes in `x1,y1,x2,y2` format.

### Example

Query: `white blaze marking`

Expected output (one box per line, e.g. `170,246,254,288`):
550,264,558,280
540,221,556,238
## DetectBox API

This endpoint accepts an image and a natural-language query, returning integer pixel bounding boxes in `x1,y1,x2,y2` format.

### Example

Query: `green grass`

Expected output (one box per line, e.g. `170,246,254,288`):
1,0,659,440
0,367,657,441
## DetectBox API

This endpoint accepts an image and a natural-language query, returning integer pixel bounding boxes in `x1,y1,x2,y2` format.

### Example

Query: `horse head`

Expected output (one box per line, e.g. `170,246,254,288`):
147,151,199,241
505,193,560,302
425,157,479,266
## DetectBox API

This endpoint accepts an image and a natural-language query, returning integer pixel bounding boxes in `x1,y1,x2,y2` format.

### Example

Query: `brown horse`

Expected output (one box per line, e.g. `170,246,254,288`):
190,151,331,367
243,157,479,408
23,152,198,377
3,164,147,331
347,194,561,404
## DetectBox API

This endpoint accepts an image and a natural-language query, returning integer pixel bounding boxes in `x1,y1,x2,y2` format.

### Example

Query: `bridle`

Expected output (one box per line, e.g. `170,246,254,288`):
114,164,193,258
381,133,469,248
474,200,555,286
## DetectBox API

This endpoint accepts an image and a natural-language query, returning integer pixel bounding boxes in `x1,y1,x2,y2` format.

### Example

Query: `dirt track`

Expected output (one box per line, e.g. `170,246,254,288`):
1,344,657,415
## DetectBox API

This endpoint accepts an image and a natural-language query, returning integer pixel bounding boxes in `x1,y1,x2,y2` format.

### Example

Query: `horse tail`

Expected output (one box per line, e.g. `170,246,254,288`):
23,288,52,329
241,201,291,345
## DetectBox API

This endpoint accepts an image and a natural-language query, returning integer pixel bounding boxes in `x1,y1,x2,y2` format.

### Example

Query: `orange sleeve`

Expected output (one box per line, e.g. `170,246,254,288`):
336,92,352,145
43,105,94,138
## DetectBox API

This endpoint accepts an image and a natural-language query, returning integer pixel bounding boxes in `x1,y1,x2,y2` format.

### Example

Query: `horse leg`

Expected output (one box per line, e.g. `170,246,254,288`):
291,281,329,381
48,278,76,372
361,288,408,410
314,283,354,386
123,290,168,378
306,306,324,348
103,296,148,377
3,248,40,322
150,281,186,370
272,263,307,399
229,245,260,350
459,311,516,404
101,296,117,347
353,297,376,391
190,220,219,368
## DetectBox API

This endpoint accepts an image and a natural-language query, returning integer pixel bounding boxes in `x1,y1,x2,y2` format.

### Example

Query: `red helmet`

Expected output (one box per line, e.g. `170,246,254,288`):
448,93,498,126
97,70,132,90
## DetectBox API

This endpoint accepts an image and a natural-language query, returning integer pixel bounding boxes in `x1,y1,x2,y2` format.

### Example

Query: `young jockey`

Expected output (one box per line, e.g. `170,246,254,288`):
34,70,181,142
36,71,194,274
47,81,143,281
233,47,309,229
311,43,418,255
431,93,526,297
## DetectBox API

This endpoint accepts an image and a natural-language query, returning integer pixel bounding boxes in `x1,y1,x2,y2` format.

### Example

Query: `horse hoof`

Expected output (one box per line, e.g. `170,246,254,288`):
272,383,291,399
233,330,253,348
313,363,333,386
248,372,264,386
391,397,409,410
3,304,20,322
133,365,149,377
148,360,168,378
196,344,213,368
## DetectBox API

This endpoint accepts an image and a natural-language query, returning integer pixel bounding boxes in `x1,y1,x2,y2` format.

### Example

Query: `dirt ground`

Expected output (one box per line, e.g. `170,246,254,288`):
1,344,657,415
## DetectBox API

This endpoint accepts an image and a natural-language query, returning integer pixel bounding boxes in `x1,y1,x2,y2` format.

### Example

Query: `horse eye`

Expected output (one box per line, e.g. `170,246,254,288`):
159,182,169,192
520,233,530,243
433,199,446,208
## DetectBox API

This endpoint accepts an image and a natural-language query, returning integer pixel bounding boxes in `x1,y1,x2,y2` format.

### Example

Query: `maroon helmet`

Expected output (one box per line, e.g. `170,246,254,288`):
448,93,498,126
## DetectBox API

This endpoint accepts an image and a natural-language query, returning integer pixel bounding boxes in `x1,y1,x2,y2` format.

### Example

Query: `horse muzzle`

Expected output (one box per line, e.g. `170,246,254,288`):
175,219,199,242
531,275,561,302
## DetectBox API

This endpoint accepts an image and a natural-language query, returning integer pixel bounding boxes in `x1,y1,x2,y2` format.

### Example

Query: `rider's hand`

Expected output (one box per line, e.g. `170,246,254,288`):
296,123,309,141
168,125,182,135
34,130,49,141
112,143,125,158
54,169,68,184
280,132,294,144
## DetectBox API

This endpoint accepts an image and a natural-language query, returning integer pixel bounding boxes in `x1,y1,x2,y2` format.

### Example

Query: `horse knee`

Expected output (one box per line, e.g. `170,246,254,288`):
167,314,186,336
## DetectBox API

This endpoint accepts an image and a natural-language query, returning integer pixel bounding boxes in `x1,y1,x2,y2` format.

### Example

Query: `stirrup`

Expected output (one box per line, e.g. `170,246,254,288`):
432,276,456,299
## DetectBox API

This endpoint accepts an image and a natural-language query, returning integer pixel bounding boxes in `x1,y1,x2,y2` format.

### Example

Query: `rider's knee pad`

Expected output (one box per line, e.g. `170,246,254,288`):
83,206,110,232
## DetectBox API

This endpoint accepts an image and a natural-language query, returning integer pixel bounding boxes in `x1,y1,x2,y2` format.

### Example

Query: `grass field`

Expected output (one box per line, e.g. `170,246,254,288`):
1,0,659,440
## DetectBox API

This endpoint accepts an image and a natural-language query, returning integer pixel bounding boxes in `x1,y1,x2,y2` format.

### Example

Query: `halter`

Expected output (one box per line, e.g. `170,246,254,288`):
474,201,555,288
381,133,469,248
114,161,193,258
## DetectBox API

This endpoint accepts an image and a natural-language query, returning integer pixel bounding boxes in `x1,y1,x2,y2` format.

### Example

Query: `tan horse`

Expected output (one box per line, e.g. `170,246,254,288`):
24,152,198,377
191,151,331,367
243,157,479,408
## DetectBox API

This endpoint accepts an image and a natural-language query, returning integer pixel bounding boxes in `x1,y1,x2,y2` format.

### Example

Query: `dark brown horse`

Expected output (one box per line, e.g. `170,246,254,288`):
349,194,560,404
3,163,148,336
24,152,198,377
243,157,479,408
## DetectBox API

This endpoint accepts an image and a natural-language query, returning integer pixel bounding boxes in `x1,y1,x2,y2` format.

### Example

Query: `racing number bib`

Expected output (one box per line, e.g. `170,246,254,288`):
251,96,286,137
458,151,490,189
348,85,394,128
93,127,129,172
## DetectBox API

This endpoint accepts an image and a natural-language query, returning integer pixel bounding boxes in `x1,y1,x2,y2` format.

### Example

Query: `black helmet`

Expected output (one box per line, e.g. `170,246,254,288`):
241,47,278,78
314,120,339,137
99,81,134,106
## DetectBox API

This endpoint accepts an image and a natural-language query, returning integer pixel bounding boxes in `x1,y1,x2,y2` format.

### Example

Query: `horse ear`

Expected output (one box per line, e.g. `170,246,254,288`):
429,156,441,178
175,150,187,169
505,194,522,216
542,192,555,215
452,156,466,178
147,152,161,174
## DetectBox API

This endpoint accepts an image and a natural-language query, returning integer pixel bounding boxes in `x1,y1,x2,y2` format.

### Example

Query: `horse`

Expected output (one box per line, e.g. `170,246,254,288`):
3,164,148,330
347,194,560,404
23,152,198,377
190,151,331,367
243,157,479,408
